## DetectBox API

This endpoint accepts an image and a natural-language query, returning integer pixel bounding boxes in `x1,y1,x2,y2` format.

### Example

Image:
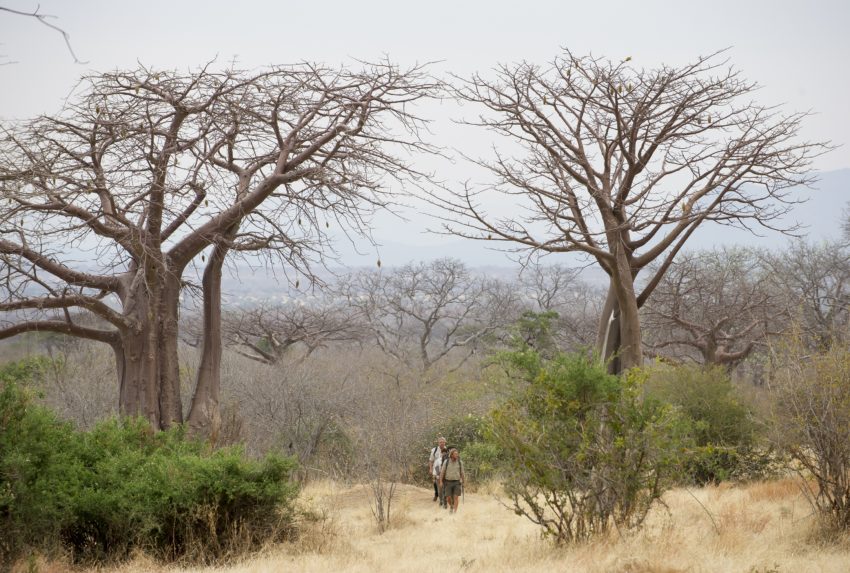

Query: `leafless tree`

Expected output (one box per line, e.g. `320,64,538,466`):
762,240,850,351
337,258,518,381
0,62,438,431
432,50,827,371
221,351,356,468
517,263,604,352
642,247,783,367
217,299,365,365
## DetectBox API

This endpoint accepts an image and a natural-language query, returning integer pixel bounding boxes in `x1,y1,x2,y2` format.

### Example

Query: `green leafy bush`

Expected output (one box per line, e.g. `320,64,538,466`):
0,360,299,565
489,350,687,543
644,364,755,446
64,418,298,563
643,363,775,484
0,372,81,563
0,355,49,387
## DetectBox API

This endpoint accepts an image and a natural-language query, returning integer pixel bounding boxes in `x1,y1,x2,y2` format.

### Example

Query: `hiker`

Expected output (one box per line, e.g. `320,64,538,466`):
439,448,464,514
438,444,451,508
428,437,448,505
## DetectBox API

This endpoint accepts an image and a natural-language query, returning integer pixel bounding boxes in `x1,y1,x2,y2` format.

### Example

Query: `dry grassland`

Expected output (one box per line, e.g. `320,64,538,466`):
62,479,850,573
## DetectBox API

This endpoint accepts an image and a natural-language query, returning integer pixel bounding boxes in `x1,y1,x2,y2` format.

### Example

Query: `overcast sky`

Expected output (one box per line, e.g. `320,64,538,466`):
1,0,848,267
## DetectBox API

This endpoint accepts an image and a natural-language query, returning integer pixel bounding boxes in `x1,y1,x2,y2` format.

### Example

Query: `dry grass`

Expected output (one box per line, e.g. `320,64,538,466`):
29,478,850,573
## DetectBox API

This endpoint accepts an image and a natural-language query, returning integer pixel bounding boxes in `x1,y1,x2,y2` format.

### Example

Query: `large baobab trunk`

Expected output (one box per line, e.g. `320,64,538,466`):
597,285,621,374
596,229,643,374
116,273,183,429
186,241,230,439
611,278,643,373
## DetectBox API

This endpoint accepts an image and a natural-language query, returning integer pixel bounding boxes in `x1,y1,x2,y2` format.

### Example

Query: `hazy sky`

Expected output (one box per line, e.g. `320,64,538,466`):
1,0,848,266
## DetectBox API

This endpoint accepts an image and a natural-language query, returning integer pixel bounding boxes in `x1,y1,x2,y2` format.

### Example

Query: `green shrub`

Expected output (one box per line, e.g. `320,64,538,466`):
489,350,688,543
644,363,773,484
64,418,298,563
0,355,49,387
0,362,299,566
460,440,500,484
644,364,755,446
0,375,81,563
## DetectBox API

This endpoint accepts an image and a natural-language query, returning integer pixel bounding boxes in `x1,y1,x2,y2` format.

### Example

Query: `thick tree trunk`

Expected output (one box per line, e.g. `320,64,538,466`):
158,274,184,427
596,281,642,373
702,337,717,365
187,234,235,438
597,284,621,374
613,282,643,371
116,274,184,429
596,239,643,373
117,312,161,426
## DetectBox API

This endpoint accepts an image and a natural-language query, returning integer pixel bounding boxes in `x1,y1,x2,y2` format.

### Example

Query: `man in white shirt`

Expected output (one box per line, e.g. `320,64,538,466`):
428,437,448,505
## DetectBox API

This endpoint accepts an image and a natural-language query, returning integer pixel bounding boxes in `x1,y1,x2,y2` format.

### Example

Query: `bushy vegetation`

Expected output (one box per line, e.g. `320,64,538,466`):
488,350,687,543
422,414,501,485
770,342,850,531
0,358,298,566
643,363,778,484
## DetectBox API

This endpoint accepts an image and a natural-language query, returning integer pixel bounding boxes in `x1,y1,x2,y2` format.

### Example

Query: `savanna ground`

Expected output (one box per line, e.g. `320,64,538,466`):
46,478,849,573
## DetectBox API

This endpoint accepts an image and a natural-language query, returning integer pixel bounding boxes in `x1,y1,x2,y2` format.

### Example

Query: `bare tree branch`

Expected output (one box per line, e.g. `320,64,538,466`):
0,5,87,64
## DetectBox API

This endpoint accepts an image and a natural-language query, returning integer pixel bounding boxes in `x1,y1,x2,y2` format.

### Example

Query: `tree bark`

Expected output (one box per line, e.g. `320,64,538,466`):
115,273,184,429
597,284,621,374
597,279,642,374
612,276,643,372
158,273,183,427
187,228,237,438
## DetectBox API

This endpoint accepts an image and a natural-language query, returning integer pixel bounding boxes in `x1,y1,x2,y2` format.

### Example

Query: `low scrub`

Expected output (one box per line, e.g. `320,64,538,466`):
770,341,850,531
644,363,777,484
0,360,298,566
488,350,687,543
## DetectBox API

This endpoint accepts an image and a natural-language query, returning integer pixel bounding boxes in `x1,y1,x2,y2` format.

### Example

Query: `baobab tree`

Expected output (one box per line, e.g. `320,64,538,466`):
0,62,437,431
215,299,365,365
337,258,517,381
433,50,827,371
641,247,783,367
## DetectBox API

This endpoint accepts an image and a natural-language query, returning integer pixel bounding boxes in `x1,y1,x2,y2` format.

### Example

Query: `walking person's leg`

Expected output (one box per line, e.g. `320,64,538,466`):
446,481,459,513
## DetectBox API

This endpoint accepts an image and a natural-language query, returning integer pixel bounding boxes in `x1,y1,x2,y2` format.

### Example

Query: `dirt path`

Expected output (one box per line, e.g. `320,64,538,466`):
238,482,546,573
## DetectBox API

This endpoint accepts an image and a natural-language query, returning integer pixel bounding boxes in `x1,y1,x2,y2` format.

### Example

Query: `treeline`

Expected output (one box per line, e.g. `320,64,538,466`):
6,240,850,484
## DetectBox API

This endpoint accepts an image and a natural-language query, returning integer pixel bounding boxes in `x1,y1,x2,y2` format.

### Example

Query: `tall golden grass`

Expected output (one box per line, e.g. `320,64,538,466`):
24,478,850,573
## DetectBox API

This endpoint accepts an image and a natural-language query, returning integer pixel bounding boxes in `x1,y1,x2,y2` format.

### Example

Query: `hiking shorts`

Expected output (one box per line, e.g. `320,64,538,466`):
444,480,462,497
